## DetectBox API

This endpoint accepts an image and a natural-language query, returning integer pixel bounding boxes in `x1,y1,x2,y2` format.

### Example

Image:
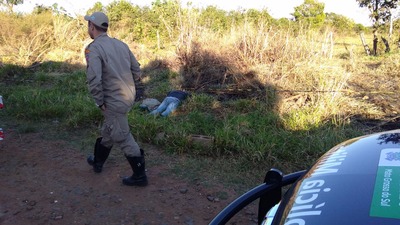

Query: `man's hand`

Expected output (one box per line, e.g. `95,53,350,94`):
135,78,144,102
99,104,106,111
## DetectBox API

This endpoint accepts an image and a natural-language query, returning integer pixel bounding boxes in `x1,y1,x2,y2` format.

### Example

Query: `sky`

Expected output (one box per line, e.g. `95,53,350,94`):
14,0,372,26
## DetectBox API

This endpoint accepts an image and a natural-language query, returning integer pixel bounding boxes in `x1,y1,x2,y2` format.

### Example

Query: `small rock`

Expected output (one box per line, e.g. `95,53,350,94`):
50,210,64,220
203,216,211,221
179,188,188,194
184,217,194,225
245,210,255,215
158,212,165,218
54,215,63,220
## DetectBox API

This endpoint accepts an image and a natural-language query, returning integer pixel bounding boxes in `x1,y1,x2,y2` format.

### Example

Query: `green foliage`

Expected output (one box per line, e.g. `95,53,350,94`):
244,9,274,26
183,94,215,112
32,3,68,15
198,6,228,32
0,63,28,81
151,0,181,41
293,0,326,29
130,6,161,42
356,0,399,55
0,0,23,12
356,0,399,25
325,13,356,33
1,70,100,128
86,2,105,15
354,23,368,33
275,18,292,28
144,65,175,98
107,0,139,22
32,5,52,14
103,0,184,43
105,0,143,41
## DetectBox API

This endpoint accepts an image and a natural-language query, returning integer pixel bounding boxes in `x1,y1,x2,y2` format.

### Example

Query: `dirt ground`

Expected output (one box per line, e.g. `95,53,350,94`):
0,128,258,225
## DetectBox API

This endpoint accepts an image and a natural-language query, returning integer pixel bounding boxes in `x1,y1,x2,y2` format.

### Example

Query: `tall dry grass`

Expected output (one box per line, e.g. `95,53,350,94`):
175,18,379,130
0,12,89,66
0,10,393,131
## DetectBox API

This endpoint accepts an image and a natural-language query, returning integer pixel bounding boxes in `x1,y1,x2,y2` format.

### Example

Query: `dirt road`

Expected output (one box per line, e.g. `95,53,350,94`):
0,128,257,225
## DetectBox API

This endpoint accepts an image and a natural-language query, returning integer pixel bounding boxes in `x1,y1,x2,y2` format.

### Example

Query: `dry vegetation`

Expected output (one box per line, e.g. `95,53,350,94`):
175,22,399,131
0,12,86,66
1,10,399,134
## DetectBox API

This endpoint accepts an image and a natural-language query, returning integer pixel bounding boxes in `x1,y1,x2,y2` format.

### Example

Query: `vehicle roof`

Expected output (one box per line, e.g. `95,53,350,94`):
273,129,400,225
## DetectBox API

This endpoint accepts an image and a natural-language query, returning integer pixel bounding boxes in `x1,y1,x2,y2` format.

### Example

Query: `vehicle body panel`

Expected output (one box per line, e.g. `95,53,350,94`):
273,130,400,225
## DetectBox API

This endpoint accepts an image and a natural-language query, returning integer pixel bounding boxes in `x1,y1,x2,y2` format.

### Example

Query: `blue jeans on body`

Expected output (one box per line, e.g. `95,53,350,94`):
150,96,180,117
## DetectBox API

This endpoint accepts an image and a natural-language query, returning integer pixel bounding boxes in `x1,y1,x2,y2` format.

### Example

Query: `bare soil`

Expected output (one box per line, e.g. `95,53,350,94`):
0,128,257,225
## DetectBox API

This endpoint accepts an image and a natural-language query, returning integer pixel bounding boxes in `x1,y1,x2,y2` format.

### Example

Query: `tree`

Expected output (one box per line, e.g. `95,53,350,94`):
354,23,368,34
0,0,23,13
292,0,326,29
356,0,399,55
32,3,68,16
106,0,141,41
86,2,105,15
244,9,274,26
198,6,228,32
151,0,182,42
32,4,52,14
107,0,139,22
325,13,356,33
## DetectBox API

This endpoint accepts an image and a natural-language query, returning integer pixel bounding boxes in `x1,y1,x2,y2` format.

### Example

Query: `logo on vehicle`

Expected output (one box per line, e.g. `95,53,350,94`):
370,148,400,219
385,151,400,161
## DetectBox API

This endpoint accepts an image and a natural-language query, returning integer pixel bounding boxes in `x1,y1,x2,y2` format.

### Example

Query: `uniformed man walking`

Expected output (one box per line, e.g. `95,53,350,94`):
84,12,147,187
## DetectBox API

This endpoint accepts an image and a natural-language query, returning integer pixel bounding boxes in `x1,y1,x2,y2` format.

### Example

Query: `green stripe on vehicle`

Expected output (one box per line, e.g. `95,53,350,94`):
370,148,400,219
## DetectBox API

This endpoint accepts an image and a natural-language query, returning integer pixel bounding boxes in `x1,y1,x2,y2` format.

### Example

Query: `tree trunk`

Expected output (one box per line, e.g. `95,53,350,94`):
398,36,400,49
389,14,393,38
360,32,371,56
381,37,390,53
373,30,378,56
157,30,160,50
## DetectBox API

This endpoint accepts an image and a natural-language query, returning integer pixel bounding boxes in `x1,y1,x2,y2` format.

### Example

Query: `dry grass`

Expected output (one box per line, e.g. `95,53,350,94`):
0,13,85,66
175,20,400,133
1,11,398,131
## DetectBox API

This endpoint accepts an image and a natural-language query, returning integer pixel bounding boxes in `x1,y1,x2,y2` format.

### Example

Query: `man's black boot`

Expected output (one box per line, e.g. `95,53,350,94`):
87,137,112,173
123,149,148,186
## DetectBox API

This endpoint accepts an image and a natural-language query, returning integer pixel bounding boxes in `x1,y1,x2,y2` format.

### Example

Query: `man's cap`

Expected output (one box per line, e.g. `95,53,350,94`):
84,12,109,29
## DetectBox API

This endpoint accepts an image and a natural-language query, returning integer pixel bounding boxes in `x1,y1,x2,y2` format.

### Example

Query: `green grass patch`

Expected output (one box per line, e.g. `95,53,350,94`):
1,68,365,175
